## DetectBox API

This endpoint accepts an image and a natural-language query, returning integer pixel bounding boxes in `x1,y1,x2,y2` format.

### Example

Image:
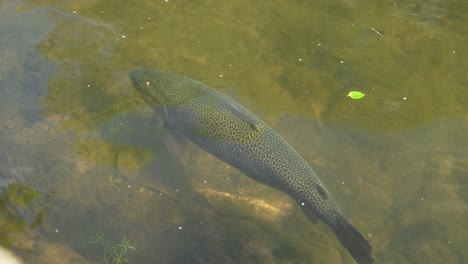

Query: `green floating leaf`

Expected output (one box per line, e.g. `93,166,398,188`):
347,91,365,99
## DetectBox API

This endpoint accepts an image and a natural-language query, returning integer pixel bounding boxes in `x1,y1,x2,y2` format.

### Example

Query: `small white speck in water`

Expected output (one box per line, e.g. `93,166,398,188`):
452,51,456,54
301,202,305,206
342,182,345,185
127,185,131,188
121,35,126,39
298,58,302,62
55,229,59,233
203,180,207,184
421,197,424,201
403,97,407,100
340,60,345,64
371,27,384,37
178,226,182,230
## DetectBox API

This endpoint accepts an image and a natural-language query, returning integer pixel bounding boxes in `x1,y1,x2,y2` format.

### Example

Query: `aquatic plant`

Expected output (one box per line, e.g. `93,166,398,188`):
104,236,136,264
106,173,123,191
88,230,135,264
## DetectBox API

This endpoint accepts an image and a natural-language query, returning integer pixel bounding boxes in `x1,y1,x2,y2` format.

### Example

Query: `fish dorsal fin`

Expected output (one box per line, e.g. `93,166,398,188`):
228,104,260,131
213,88,260,132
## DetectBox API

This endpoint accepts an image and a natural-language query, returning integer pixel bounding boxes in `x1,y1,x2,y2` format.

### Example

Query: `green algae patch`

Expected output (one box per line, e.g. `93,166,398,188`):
4,184,40,206
75,140,154,168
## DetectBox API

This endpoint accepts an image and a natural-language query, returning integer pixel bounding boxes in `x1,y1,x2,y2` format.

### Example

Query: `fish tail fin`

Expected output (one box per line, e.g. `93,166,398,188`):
331,216,374,264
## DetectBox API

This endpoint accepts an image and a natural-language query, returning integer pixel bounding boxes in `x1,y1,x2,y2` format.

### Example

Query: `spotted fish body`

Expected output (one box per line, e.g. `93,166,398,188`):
130,69,373,264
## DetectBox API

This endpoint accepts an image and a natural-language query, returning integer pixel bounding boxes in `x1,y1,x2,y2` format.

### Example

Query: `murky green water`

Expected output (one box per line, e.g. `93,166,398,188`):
1,0,467,263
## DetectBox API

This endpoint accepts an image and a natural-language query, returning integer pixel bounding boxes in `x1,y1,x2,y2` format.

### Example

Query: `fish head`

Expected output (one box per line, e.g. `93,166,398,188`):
130,68,212,110
130,68,170,108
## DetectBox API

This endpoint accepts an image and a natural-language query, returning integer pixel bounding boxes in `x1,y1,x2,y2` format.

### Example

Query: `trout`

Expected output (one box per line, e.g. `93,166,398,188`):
130,69,373,264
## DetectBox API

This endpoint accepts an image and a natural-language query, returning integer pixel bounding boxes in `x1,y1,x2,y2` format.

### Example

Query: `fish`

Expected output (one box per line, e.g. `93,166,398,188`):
130,68,374,264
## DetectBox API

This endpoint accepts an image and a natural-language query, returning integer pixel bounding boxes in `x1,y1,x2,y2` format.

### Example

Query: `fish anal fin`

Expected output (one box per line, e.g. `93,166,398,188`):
302,207,319,224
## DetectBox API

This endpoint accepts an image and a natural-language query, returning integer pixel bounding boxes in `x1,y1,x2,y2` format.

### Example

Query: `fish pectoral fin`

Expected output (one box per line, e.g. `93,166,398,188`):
162,130,186,157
